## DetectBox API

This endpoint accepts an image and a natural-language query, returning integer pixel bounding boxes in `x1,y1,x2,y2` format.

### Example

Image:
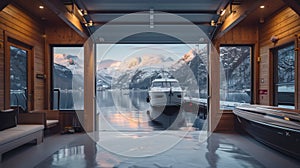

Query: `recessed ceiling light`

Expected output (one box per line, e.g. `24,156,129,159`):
39,5,44,9
210,20,216,26
260,5,265,9
220,9,226,16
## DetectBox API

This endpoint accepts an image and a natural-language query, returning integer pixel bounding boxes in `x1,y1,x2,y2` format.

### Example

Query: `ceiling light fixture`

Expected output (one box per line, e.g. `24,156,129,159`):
260,5,265,9
220,9,226,16
39,5,44,9
259,17,265,23
85,20,93,27
78,9,88,16
210,20,216,26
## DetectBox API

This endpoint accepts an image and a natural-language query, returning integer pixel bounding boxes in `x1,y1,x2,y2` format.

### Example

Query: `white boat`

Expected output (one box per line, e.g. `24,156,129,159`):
147,78,183,107
233,104,300,160
146,77,185,129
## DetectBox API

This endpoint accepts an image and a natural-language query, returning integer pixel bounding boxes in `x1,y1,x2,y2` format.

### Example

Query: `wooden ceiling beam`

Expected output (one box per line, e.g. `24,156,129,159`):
215,0,261,39
87,10,218,14
42,0,88,38
0,0,11,11
284,0,300,16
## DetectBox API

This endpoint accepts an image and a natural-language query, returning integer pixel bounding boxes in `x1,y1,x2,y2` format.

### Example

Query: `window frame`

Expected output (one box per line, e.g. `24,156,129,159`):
50,44,84,111
219,44,254,109
272,42,295,107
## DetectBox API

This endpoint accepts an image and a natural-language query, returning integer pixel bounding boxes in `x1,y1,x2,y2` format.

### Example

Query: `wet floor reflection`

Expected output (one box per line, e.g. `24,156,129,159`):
33,90,299,167
36,132,267,168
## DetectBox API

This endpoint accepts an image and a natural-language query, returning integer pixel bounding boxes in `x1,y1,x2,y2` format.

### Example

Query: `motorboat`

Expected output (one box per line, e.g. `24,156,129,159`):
233,104,300,159
147,78,183,108
146,77,185,129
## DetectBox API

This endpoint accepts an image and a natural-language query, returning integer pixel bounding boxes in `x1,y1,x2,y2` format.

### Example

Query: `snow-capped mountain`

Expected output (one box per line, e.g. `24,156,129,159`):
54,54,83,75
96,47,207,89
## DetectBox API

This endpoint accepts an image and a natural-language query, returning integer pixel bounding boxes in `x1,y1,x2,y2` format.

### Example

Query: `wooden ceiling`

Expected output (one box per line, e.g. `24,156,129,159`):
6,0,300,41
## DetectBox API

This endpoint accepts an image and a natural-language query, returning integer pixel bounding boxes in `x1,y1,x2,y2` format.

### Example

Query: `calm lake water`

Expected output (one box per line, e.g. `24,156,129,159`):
96,89,204,131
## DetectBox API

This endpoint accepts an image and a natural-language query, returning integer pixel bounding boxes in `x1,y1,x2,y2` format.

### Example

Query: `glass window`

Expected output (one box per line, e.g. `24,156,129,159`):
274,43,295,108
220,45,252,109
152,82,162,87
10,46,28,111
52,46,84,110
170,82,180,87
95,43,209,131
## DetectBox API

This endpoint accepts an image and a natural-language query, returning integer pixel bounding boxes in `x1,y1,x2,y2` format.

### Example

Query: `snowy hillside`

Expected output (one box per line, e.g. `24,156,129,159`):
96,47,208,90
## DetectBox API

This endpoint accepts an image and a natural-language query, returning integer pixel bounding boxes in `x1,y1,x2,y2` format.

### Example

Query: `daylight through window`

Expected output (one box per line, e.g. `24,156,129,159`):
220,45,252,109
52,46,84,110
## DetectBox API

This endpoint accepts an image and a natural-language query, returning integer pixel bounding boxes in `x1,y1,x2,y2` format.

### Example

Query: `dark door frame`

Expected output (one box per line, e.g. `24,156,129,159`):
4,34,33,111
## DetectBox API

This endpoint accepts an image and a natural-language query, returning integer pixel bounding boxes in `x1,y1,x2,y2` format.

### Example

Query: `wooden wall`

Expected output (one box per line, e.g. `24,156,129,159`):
0,29,4,109
215,20,260,104
213,7,300,132
0,3,86,110
213,21,259,132
44,25,86,109
259,7,300,105
0,4,45,110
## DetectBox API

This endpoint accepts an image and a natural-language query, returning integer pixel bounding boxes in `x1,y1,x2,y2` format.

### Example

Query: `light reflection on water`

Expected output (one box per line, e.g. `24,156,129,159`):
96,89,202,131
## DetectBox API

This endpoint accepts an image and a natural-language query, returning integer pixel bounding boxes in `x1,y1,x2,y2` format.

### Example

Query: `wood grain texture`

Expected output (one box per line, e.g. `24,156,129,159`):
215,112,235,132
296,34,300,109
0,29,4,109
213,22,259,132
44,25,86,109
259,7,300,105
0,4,45,110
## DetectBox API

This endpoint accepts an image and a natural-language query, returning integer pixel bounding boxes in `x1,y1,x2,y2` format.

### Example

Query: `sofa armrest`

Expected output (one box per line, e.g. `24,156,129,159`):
18,112,46,125
30,110,59,120
46,110,59,120
0,109,17,131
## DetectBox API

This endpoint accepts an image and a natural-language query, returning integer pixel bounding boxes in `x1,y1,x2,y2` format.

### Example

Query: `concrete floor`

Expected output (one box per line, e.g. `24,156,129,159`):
1,130,299,168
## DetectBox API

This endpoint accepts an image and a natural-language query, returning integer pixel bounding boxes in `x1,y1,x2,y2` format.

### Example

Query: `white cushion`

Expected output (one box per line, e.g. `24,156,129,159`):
46,120,59,126
0,125,44,146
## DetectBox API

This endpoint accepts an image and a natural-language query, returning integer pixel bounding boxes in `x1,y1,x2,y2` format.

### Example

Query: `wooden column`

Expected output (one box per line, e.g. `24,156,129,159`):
296,35,300,109
84,39,95,132
0,29,4,109
209,43,221,132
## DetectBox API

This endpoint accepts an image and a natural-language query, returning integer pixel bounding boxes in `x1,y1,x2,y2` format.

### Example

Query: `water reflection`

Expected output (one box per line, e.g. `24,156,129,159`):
205,134,264,168
96,89,203,131
36,133,266,168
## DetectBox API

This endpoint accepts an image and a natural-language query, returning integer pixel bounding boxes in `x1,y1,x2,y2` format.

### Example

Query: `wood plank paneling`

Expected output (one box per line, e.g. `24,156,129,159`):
0,4,45,110
296,35,300,109
216,22,258,44
0,29,4,109
44,25,86,109
215,112,235,132
259,7,300,105
213,21,259,132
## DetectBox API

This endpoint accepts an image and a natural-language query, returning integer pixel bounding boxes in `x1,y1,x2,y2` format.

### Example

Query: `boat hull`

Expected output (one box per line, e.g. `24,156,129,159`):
234,106,300,160
148,91,182,107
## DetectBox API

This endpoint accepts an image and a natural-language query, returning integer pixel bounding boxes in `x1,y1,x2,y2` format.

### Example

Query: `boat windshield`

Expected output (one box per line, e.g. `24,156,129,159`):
152,81,180,88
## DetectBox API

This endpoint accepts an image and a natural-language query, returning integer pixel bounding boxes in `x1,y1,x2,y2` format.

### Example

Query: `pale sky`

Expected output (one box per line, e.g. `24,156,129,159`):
53,44,207,62
96,44,206,62
53,47,84,59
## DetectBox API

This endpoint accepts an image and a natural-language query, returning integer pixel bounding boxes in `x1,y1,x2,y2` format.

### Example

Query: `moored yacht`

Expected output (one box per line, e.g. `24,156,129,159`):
146,77,185,129
147,78,183,108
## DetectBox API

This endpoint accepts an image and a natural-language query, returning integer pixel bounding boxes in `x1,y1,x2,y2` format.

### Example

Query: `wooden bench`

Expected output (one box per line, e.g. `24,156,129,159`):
19,110,60,132
0,110,44,162
0,124,44,162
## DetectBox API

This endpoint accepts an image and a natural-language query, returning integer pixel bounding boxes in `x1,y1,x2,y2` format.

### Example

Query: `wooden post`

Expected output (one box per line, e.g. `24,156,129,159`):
209,43,221,132
295,35,300,109
84,39,95,132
